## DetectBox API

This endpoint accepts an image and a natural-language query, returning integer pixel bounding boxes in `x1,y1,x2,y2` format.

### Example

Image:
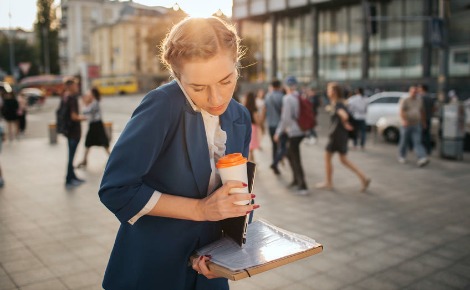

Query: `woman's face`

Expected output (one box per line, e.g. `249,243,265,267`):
178,51,237,116
327,85,335,101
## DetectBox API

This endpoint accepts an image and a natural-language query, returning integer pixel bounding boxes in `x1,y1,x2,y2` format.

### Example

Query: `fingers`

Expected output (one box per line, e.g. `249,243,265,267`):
223,180,248,191
192,255,217,279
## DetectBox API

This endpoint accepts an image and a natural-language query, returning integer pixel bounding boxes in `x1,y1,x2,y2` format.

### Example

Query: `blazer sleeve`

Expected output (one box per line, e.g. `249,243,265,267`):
99,90,174,223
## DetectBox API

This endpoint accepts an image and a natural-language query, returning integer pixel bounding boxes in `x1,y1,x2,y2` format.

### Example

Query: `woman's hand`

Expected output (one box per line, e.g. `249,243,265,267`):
192,255,219,279
197,180,259,221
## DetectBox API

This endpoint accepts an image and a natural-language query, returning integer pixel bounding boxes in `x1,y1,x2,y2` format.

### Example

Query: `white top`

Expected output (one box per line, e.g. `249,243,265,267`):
347,94,368,120
128,81,227,224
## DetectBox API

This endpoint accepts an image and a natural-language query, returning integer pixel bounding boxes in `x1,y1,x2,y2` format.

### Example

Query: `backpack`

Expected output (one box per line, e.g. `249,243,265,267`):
56,98,71,136
296,92,316,131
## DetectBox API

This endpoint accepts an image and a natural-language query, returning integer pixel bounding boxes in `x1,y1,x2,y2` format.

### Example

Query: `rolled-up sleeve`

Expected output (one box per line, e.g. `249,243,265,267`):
99,90,173,223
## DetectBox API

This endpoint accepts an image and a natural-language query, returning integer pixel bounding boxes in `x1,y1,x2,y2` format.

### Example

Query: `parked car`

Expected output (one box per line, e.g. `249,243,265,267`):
366,91,407,126
19,88,46,107
376,115,439,143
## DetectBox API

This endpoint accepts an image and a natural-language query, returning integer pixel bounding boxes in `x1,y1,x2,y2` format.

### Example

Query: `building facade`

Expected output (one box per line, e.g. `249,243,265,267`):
59,0,182,92
233,0,470,99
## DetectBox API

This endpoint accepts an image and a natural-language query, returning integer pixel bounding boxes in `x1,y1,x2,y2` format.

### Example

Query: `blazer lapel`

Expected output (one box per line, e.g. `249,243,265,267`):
184,107,211,196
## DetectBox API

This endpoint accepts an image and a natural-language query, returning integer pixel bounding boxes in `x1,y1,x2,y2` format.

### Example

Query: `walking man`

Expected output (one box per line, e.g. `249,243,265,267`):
347,88,368,150
398,86,429,167
274,76,308,195
58,77,87,187
263,79,286,175
417,84,435,155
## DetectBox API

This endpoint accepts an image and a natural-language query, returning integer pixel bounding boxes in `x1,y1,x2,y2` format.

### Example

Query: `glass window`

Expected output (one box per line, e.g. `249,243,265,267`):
454,51,469,64
370,96,400,104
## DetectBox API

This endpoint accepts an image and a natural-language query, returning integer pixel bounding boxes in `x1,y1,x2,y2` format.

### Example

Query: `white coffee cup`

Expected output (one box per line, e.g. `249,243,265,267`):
216,153,249,205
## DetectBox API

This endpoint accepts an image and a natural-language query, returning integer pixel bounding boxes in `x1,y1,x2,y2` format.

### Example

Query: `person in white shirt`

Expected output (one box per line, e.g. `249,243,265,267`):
347,87,368,149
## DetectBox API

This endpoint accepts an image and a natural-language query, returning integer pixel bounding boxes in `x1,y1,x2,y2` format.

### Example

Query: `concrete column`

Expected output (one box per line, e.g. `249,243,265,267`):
270,14,278,79
311,6,319,81
422,0,432,78
361,0,370,80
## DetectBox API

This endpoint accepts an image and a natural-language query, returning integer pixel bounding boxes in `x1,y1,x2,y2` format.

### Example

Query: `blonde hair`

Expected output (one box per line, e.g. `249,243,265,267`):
160,17,242,78
327,82,344,101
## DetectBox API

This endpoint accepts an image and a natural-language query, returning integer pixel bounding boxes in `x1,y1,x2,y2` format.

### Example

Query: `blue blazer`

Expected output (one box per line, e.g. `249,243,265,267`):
99,81,251,290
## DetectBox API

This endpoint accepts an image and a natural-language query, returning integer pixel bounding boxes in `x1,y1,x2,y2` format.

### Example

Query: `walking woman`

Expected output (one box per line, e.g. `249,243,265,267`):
244,91,261,161
316,82,371,192
98,17,259,290
77,87,110,168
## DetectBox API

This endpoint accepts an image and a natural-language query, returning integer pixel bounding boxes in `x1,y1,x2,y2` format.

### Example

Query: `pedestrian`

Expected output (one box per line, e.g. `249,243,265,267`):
398,86,429,167
347,87,368,150
1,90,19,142
263,79,286,175
305,86,321,145
17,92,28,135
243,91,261,162
417,84,435,155
274,76,308,195
57,77,87,187
98,17,259,290
76,87,110,168
316,82,371,192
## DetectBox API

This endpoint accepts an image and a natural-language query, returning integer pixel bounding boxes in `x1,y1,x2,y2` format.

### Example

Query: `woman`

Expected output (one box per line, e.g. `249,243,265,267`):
316,82,370,192
77,87,110,168
244,91,260,161
1,91,19,141
99,17,259,290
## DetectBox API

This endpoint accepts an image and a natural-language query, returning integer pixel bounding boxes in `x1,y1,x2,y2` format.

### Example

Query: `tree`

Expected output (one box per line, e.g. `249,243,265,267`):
0,32,39,79
35,0,60,74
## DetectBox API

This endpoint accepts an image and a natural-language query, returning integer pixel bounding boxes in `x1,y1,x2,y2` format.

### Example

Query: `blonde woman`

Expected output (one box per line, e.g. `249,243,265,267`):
316,82,370,192
99,17,259,289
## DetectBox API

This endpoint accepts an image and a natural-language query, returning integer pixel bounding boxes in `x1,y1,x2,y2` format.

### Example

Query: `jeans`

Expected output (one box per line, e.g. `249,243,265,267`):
398,125,426,159
422,120,432,154
66,138,80,183
286,136,307,189
353,119,367,147
269,126,287,167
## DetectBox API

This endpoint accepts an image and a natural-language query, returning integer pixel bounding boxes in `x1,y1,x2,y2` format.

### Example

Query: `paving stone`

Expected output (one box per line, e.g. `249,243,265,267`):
18,279,67,290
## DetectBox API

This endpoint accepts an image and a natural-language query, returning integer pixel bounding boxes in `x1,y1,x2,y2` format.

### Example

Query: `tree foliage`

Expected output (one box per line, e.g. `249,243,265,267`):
0,32,39,79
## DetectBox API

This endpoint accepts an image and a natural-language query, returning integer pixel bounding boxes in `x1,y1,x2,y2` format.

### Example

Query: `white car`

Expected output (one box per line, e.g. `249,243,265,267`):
376,115,439,143
366,91,407,126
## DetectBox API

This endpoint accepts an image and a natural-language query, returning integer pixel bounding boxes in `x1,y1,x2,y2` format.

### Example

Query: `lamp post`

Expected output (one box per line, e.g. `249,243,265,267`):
42,26,51,74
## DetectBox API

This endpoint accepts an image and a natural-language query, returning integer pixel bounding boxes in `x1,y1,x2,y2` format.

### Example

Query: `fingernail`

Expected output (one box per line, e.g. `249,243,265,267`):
251,194,256,198
242,182,248,187
253,205,260,209
246,210,252,214
205,255,212,259
199,256,203,261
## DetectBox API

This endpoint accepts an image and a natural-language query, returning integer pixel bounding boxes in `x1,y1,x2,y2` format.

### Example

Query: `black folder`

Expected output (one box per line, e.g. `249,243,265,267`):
220,161,256,247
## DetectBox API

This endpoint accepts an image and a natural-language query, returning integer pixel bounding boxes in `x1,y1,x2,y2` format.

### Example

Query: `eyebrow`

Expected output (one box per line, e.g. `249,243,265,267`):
188,72,234,87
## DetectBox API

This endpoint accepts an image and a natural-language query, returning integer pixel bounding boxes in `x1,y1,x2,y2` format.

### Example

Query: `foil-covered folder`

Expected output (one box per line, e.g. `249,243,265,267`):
193,219,323,280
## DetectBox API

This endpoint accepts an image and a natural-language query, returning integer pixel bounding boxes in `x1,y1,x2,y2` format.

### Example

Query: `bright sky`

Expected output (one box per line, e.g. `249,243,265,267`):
0,0,232,30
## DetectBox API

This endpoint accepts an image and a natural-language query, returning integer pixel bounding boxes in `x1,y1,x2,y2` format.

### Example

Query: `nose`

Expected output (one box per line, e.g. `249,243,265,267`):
207,86,222,105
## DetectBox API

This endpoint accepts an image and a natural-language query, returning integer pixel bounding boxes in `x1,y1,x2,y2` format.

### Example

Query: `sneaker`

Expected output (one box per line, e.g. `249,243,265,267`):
73,177,86,183
417,158,430,167
296,189,309,196
398,157,406,164
270,164,280,175
65,179,83,187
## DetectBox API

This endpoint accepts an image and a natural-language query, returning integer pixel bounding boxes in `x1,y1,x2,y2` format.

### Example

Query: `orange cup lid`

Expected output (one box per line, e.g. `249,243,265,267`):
216,153,248,169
